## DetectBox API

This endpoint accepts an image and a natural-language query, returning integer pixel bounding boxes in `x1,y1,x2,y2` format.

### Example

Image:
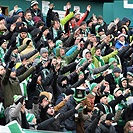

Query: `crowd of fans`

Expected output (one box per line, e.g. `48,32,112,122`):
0,0,133,133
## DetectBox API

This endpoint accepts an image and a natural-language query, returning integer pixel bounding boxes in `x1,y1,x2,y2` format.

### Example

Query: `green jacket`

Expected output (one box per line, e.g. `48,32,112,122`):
60,12,74,26
91,47,118,68
2,67,35,108
56,48,80,66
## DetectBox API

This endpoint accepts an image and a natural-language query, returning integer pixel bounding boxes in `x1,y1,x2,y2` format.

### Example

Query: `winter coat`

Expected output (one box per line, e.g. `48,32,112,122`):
37,108,77,131
104,73,117,95
95,95,125,114
4,40,38,65
7,102,29,129
115,40,129,50
84,117,100,133
48,27,63,43
46,7,74,29
59,96,78,131
20,38,39,62
56,47,80,66
28,7,44,22
122,104,133,122
2,67,35,108
91,47,118,68
95,121,117,133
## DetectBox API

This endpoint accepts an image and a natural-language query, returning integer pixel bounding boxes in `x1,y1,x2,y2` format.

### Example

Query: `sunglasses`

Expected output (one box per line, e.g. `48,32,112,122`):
130,126,133,127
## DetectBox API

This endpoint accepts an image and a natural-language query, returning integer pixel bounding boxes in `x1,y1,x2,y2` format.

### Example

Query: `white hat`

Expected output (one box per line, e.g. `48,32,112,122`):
118,33,126,38
13,95,22,103
82,49,90,58
31,0,39,7
113,88,122,95
74,12,81,16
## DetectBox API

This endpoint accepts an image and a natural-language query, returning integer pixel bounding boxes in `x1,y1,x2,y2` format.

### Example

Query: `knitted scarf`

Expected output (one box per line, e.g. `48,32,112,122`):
112,73,120,85
95,55,105,67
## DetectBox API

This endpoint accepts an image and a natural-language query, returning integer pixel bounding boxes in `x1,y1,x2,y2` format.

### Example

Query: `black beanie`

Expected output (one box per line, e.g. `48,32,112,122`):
106,113,114,121
19,27,28,33
0,39,6,46
98,26,104,33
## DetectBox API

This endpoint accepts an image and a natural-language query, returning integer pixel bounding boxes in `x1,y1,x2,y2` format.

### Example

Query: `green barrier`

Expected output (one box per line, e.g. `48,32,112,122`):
23,129,72,133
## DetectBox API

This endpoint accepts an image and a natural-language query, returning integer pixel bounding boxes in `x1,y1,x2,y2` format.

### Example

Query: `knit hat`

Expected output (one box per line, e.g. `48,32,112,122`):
90,83,98,92
80,21,86,26
55,40,63,47
109,58,117,64
113,88,122,95
118,33,126,38
33,16,41,23
31,0,39,7
19,27,28,33
16,8,23,14
36,20,45,28
73,87,86,102
26,113,35,122
13,95,22,103
106,113,114,121
0,39,6,46
127,72,133,77
11,15,20,23
120,77,127,84
40,48,48,56
112,67,121,73
39,95,49,103
41,26,49,32
74,12,81,16
98,27,105,33
99,94,108,99
82,49,91,58
11,67,16,72
39,91,53,102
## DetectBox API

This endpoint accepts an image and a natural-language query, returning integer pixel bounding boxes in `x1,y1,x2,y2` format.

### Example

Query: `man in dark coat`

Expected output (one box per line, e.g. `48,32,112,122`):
27,0,45,23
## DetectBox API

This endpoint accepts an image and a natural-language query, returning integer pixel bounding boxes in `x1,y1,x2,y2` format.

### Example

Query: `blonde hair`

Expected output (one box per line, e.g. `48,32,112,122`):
124,120,133,133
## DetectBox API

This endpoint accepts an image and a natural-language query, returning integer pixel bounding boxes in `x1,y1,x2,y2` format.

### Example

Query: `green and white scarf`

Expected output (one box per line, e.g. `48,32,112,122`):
95,55,105,67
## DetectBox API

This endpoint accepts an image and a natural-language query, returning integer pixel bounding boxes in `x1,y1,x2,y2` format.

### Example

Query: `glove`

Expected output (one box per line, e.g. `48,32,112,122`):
19,96,25,104
35,61,43,70
37,44,43,52
26,39,31,46
8,60,16,69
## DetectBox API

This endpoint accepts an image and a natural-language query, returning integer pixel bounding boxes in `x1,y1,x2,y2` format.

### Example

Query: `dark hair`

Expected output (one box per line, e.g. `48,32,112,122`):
52,18,60,26
95,47,101,52
24,10,31,16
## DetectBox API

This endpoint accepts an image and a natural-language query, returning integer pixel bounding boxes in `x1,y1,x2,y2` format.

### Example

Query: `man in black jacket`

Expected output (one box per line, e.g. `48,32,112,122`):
27,0,45,23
